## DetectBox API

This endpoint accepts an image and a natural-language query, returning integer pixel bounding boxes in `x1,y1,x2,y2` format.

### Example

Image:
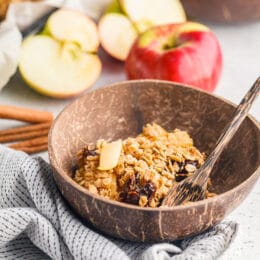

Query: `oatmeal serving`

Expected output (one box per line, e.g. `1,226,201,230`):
73,123,212,207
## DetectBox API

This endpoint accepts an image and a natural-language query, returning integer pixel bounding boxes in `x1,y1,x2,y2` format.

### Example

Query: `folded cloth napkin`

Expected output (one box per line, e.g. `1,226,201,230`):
0,145,237,260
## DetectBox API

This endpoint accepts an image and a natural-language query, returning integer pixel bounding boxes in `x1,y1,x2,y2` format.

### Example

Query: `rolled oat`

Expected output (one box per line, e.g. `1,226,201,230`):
73,123,211,207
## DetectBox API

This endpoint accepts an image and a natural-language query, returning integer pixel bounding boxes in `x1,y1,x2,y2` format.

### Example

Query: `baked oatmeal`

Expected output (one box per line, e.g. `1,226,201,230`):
73,123,211,207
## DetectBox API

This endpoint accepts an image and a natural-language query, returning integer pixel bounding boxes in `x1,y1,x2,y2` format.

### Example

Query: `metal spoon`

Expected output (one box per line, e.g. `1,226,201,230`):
161,77,260,207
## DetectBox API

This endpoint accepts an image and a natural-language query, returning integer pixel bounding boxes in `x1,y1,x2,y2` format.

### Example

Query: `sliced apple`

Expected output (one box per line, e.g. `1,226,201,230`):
19,9,101,98
45,9,99,52
120,0,186,33
98,13,137,61
98,0,186,60
98,140,122,170
19,35,101,98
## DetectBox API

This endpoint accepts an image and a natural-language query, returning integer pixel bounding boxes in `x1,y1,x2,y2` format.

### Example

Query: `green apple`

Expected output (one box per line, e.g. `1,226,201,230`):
98,0,186,61
19,9,101,98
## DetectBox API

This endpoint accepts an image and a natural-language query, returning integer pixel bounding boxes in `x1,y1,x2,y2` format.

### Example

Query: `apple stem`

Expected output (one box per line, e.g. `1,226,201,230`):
163,35,179,50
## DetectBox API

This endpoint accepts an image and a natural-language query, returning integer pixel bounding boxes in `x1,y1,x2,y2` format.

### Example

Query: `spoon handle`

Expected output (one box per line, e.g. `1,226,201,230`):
161,77,260,207
196,77,260,184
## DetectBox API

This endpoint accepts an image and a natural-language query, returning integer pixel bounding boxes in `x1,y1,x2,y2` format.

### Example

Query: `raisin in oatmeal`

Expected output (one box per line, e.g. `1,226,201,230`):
73,123,212,207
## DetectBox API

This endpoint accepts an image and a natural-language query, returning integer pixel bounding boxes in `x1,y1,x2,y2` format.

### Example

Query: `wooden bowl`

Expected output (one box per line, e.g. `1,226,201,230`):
49,80,260,242
181,0,260,23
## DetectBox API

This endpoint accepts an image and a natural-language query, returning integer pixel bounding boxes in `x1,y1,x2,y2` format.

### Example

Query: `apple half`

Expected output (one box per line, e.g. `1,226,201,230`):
98,0,186,61
19,9,101,98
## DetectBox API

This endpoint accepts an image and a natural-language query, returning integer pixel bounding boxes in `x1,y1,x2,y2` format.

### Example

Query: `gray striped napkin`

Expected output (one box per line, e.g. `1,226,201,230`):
0,145,237,260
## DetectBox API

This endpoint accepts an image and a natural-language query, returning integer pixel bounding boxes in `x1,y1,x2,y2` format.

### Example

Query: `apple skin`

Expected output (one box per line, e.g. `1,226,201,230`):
125,22,223,92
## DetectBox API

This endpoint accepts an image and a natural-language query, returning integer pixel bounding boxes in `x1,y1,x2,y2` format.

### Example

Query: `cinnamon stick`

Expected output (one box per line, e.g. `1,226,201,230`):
12,143,48,154
0,105,53,123
0,128,49,143
9,136,48,149
0,122,51,136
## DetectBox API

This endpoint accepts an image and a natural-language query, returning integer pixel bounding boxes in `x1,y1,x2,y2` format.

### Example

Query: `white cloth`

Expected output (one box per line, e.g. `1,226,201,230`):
0,18,21,90
0,145,237,260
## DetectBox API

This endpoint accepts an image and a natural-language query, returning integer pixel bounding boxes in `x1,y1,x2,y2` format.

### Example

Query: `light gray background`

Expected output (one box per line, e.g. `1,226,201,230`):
0,21,259,259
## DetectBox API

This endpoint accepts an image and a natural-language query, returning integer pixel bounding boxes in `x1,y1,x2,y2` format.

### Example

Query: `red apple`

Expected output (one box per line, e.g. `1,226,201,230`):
125,22,222,92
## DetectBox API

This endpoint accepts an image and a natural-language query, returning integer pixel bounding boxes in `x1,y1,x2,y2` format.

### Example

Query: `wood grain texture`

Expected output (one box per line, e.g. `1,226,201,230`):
49,80,260,242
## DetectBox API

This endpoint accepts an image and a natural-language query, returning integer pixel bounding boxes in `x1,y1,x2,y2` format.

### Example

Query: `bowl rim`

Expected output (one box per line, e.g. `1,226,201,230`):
48,79,260,212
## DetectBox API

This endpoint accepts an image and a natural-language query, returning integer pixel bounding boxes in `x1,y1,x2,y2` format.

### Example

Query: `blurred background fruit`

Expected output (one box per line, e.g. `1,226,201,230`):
98,0,186,61
125,22,223,93
181,0,260,23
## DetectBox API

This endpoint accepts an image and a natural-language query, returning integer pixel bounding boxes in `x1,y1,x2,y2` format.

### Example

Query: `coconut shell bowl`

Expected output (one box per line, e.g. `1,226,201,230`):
49,80,260,242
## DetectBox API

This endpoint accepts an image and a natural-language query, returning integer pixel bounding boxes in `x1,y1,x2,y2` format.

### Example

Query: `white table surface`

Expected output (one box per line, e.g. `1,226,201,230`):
0,20,260,260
